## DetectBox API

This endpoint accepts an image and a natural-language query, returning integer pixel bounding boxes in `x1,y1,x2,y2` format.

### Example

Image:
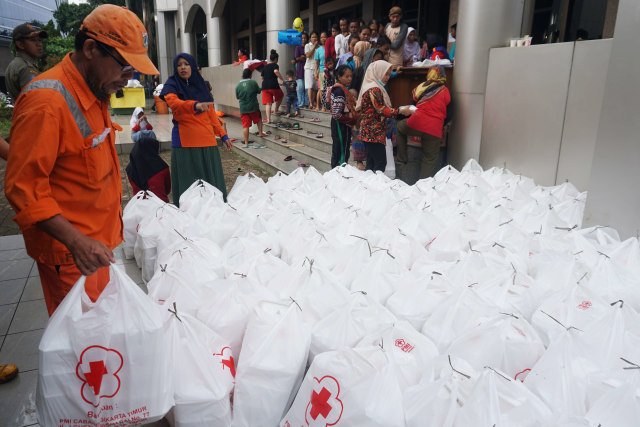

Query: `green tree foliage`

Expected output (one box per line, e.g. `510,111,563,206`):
26,19,60,38
53,2,94,37
89,0,126,7
53,0,126,37
42,36,75,70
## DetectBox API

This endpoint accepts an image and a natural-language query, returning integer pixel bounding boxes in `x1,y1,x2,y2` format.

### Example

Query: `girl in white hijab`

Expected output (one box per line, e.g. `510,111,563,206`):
129,107,157,142
356,60,413,171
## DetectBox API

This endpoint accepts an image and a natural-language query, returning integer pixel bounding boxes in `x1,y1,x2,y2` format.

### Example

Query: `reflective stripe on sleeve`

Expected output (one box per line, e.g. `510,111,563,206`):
22,79,93,138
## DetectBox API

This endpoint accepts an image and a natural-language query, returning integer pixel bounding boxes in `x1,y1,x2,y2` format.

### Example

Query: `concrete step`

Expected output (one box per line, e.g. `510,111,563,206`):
263,123,333,154
228,115,357,175
259,134,332,172
270,115,330,134
276,106,332,123
232,141,299,175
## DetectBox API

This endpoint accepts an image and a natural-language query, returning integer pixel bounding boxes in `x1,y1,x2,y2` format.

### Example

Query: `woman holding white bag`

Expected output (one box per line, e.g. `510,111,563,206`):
356,60,414,172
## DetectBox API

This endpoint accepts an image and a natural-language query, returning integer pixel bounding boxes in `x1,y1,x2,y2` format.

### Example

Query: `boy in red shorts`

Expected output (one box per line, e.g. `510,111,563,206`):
236,68,267,147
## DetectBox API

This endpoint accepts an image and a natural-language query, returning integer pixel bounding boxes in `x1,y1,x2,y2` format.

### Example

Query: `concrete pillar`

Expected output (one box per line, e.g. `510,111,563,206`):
522,0,535,36
266,0,298,67
447,0,525,168
308,0,318,37
249,0,256,58
178,3,191,54
219,15,229,64
362,1,374,23
583,0,640,238
156,12,169,81
206,16,222,66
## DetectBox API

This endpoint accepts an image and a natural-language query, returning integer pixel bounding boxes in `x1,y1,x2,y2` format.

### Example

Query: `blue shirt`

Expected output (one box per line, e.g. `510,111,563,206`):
314,46,326,73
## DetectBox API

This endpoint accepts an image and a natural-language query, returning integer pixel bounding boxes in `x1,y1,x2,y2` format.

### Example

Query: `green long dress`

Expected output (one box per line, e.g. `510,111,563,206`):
171,145,227,206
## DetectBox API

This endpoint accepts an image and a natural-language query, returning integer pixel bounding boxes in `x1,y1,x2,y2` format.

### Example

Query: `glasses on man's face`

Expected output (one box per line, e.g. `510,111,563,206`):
97,42,134,73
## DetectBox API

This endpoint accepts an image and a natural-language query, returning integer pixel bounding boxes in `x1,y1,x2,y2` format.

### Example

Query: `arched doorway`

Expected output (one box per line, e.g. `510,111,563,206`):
184,4,209,67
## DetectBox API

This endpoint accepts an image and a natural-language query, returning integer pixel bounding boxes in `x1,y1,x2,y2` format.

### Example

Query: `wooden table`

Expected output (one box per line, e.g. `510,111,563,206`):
387,66,453,107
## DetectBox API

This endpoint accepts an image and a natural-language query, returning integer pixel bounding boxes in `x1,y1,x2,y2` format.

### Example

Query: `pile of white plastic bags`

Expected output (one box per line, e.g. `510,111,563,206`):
38,160,640,426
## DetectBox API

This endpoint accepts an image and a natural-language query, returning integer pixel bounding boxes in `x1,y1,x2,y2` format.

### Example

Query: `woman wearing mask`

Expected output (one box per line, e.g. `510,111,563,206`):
356,60,413,172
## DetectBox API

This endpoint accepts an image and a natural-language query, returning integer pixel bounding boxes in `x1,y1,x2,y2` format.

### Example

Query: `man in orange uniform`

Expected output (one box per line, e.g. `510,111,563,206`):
4,5,159,315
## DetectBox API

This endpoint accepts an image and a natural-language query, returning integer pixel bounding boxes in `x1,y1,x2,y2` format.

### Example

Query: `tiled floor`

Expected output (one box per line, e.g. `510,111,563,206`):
0,235,145,427
111,111,173,148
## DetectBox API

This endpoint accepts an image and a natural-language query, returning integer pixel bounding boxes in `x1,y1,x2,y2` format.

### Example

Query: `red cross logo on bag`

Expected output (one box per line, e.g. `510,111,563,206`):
577,300,592,310
515,368,531,382
305,376,343,426
212,346,236,378
76,345,123,407
395,338,414,353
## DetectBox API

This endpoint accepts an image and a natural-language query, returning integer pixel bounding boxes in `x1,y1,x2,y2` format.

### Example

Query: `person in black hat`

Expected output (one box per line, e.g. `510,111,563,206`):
5,23,48,102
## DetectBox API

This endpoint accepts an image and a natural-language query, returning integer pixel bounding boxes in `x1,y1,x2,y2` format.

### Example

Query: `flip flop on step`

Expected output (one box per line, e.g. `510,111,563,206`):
298,161,309,167
254,145,265,149
284,155,293,161
310,117,320,122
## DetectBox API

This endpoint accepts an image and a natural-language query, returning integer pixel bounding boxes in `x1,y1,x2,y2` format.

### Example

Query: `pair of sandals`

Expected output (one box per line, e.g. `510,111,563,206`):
274,122,294,129
282,155,309,168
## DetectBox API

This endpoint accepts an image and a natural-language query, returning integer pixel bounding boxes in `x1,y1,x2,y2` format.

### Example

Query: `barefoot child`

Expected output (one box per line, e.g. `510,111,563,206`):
329,64,358,168
236,68,267,147
283,70,301,117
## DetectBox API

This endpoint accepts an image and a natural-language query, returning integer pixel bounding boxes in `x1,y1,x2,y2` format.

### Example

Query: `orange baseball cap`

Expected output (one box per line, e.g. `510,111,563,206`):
80,4,159,75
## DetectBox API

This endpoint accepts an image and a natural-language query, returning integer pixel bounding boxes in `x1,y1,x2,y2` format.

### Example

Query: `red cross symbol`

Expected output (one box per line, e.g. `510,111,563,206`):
84,361,108,395
577,300,592,310
305,376,343,425
310,387,332,420
76,345,123,407
221,356,236,378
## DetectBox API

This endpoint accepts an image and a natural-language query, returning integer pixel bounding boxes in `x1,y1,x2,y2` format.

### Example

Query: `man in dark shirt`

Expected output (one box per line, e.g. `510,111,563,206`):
5,23,48,102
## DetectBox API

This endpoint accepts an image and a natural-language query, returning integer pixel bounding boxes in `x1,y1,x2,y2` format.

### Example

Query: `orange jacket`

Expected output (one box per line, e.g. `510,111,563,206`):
4,53,123,265
163,92,228,147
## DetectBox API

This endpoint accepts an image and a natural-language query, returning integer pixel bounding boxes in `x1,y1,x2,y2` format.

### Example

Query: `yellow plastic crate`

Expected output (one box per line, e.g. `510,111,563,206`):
110,87,145,109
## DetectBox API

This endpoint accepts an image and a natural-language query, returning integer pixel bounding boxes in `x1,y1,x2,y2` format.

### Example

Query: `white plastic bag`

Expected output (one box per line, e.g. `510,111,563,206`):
36,264,173,426
310,292,397,361
122,190,165,259
164,307,234,427
404,355,477,427
232,300,311,427
280,346,405,427
447,313,546,379
384,137,395,179
356,320,439,390
454,367,553,426
134,203,194,283
585,372,640,427
178,178,226,224
196,279,277,359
